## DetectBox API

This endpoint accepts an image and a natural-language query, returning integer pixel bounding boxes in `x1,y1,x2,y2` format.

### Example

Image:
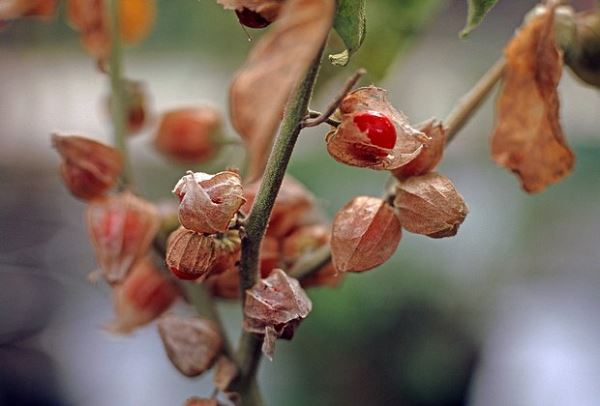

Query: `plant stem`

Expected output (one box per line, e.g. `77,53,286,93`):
234,47,325,405
107,0,133,187
444,57,506,143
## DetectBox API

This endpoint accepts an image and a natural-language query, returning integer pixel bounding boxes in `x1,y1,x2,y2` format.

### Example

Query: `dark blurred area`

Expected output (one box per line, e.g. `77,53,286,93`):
1,0,600,405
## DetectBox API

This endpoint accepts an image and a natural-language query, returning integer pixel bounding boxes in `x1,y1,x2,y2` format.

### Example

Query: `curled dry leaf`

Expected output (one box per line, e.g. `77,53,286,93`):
108,258,179,334
242,176,314,237
326,86,428,170
166,227,217,281
393,172,469,238
157,314,223,377
154,107,223,164
52,134,123,201
173,171,245,234
392,119,446,180
331,196,402,273
217,0,284,24
230,0,335,181
491,6,574,193
213,355,238,392
87,192,159,284
243,269,312,359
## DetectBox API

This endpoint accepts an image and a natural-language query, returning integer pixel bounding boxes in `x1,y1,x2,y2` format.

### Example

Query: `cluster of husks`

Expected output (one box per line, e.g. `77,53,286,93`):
53,134,174,333
66,0,155,61
328,90,468,273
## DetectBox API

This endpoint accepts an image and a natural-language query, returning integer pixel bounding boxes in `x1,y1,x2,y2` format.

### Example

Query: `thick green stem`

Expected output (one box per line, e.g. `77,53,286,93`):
234,48,325,405
108,0,133,187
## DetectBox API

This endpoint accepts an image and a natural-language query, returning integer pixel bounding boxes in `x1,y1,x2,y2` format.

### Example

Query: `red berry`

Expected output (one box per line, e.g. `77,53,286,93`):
353,111,397,149
170,266,199,281
235,8,270,29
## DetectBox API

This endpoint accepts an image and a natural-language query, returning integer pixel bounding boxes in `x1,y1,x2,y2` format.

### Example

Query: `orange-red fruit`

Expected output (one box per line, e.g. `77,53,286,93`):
52,134,123,201
87,192,160,284
154,107,222,164
173,171,245,234
157,315,223,377
235,7,270,28
392,119,446,179
108,259,178,334
393,172,469,238
353,111,397,149
331,196,402,273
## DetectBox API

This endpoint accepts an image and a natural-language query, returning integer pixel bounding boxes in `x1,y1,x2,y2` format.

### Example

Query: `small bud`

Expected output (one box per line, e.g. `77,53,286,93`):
393,173,469,238
52,134,123,201
157,314,223,377
331,196,402,273
243,269,312,359
106,79,149,135
173,171,245,234
87,191,160,284
392,119,446,180
166,227,217,281
242,176,313,237
154,107,223,163
108,259,179,334
326,86,428,170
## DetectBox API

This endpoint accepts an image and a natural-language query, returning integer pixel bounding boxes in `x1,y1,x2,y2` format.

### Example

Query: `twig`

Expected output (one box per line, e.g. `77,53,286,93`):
234,46,325,405
107,0,133,187
307,110,341,127
444,57,506,143
287,245,332,280
302,68,366,128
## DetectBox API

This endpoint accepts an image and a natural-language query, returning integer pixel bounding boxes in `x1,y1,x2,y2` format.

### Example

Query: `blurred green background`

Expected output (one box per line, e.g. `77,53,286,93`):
1,1,600,405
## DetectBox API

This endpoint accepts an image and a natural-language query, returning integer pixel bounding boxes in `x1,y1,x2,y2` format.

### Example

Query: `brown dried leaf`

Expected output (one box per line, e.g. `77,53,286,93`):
242,176,314,237
331,196,402,273
491,6,574,193
326,86,428,170
393,172,469,238
173,171,245,234
243,269,312,359
213,356,239,392
166,227,217,281
108,258,179,334
52,134,123,201
392,119,446,179
87,192,159,284
230,0,335,181
217,0,283,22
157,314,223,377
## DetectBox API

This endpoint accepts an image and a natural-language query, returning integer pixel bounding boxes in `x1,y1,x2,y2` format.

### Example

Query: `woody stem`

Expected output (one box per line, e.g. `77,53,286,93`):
234,46,325,405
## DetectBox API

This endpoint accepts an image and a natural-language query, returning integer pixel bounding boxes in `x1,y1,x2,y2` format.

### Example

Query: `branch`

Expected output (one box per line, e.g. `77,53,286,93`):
302,68,366,128
107,0,134,188
234,47,325,404
444,57,505,143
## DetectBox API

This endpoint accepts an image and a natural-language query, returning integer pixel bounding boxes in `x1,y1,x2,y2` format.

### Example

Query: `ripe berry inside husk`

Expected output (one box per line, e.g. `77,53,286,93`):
235,7,271,29
353,111,397,149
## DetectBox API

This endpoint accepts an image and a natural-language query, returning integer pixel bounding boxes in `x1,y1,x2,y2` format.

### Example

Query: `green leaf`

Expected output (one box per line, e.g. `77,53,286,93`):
330,0,367,66
461,0,499,38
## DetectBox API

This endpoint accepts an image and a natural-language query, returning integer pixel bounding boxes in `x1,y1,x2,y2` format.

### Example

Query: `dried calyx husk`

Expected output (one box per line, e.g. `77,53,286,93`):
393,172,469,238
173,170,245,235
108,258,179,334
331,196,402,273
87,191,160,284
243,269,312,360
157,314,223,377
326,86,428,170
52,134,123,201
166,227,241,282
154,107,223,164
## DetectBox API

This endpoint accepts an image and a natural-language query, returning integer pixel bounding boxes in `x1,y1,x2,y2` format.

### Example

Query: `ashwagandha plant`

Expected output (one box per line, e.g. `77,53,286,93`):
3,0,599,404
